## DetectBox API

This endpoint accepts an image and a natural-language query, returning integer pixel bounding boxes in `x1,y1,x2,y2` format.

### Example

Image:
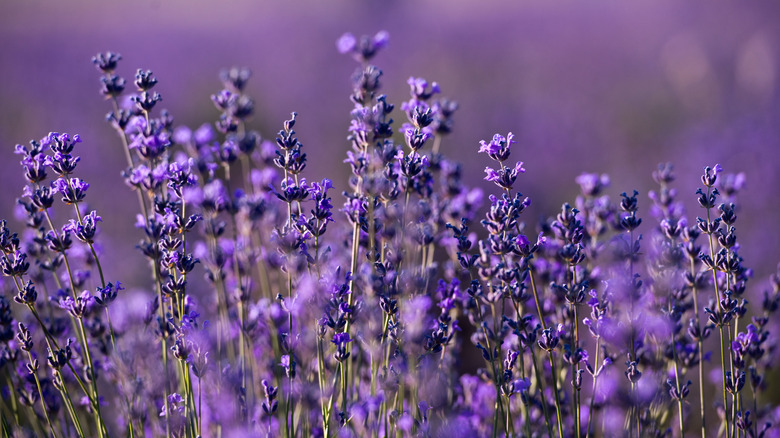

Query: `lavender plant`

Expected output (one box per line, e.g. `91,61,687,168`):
0,31,777,438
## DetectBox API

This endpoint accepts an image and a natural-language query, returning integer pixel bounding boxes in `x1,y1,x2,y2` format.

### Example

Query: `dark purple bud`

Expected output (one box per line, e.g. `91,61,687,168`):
92,51,121,73
695,187,719,209
619,190,639,212
538,325,561,352
46,339,73,370
625,358,642,383
134,69,158,91
219,66,251,92
701,164,722,188
725,370,746,394
131,91,162,112
0,249,28,278
13,280,37,305
16,323,33,351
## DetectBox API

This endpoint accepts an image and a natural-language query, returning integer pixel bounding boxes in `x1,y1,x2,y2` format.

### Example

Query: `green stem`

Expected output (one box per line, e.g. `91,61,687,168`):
705,197,730,438
27,352,58,438
690,257,707,438
548,352,564,438
58,372,85,438
4,375,20,426
586,337,600,438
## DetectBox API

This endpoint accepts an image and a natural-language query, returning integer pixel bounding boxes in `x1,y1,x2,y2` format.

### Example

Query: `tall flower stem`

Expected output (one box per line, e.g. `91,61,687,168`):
586,337,600,438
690,257,706,438
38,204,107,437
57,372,85,438
671,339,685,435
26,351,58,438
548,352,564,438
572,301,581,437
3,250,104,437
705,190,730,438
510,294,553,438
153,261,172,438
529,341,554,438
3,375,20,426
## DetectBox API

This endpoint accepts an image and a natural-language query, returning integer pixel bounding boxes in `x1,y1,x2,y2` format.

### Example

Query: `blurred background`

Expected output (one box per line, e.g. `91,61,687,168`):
1,0,780,290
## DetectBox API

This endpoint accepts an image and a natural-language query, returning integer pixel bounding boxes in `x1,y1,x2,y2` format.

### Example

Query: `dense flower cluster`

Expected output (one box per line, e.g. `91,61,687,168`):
0,31,778,438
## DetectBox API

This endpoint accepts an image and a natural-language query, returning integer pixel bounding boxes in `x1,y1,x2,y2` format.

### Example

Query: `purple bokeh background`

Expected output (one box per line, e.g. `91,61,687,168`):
2,0,779,286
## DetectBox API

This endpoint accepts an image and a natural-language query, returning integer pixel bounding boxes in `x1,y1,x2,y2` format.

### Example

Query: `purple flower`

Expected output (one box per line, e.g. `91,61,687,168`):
127,121,170,160
401,123,433,151
701,163,723,187
478,132,515,162
92,51,121,73
309,178,333,199
337,33,357,54
13,280,37,305
331,332,352,349
538,324,562,351
514,232,544,257
63,210,102,243
280,354,296,379
58,290,93,318
20,153,53,183
52,177,89,204
159,393,185,417
483,161,525,190
337,31,389,62
261,379,278,415
189,348,209,378
46,132,81,154
94,281,123,307
575,172,610,197
407,77,440,101
484,166,500,182
332,332,352,362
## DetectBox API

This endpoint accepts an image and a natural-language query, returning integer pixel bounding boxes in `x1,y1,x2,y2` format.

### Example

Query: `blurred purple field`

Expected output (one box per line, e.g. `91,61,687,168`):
1,1,780,436
2,1,779,282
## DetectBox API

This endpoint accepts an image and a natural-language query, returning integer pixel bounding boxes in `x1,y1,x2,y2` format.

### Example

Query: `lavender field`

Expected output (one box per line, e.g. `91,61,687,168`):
1,1,779,437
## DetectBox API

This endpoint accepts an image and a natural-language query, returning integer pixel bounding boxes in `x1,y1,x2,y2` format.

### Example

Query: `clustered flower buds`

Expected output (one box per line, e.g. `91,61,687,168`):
0,32,776,438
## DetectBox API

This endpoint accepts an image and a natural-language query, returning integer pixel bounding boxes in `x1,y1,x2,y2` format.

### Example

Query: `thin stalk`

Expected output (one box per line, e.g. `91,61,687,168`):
75,317,107,437
325,362,342,436
705,198,730,438
671,344,684,436
719,327,730,438
8,269,103,436
752,388,758,438
586,337,600,438
504,396,512,437
4,375,20,426
690,257,706,438
317,335,329,436
153,262,172,438
289,374,295,438
341,359,348,417
529,269,547,331
198,377,203,438
37,206,107,436
340,218,361,420
572,300,581,438
548,352,564,438
731,393,738,438
524,400,532,438
510,294,553,438
529,343,554,438
58,372,85,438
27,351,58,438
1,413,9,438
